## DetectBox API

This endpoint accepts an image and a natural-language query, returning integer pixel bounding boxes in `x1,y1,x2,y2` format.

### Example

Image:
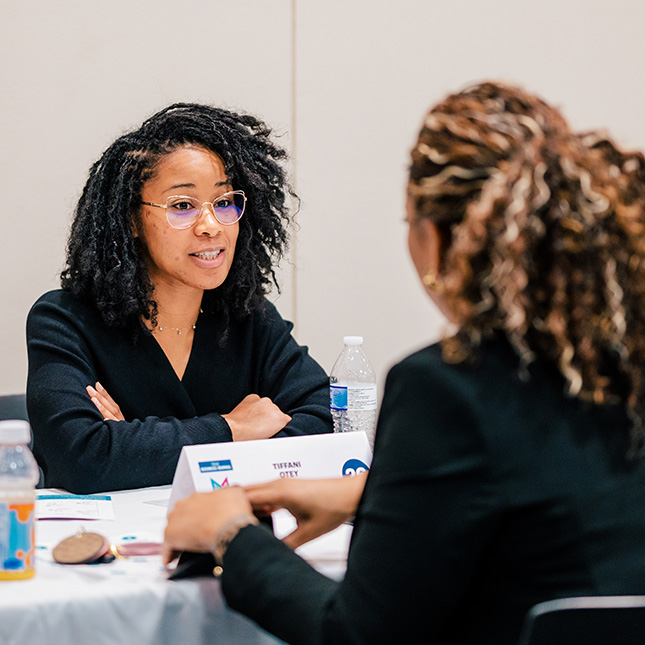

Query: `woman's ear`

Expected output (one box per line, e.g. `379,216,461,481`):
423,219,443,273
409,217,442,276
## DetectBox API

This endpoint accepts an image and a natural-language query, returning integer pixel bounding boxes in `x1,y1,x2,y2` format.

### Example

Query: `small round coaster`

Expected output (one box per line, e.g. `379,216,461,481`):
53,532,110,565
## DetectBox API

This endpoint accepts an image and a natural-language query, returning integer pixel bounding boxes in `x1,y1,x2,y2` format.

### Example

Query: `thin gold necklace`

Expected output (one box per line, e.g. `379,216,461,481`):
153,309,202,335
155,323,196,335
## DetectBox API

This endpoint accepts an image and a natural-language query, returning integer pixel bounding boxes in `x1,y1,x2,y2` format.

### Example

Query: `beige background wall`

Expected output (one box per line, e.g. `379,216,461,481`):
3,1,645,400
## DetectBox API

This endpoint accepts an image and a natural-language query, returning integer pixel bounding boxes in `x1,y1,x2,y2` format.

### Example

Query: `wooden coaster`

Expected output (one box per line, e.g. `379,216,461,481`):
52,532,110,565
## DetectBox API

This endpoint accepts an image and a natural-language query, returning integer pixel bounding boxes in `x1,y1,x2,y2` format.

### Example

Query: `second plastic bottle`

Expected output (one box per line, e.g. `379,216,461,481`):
330,336,377,450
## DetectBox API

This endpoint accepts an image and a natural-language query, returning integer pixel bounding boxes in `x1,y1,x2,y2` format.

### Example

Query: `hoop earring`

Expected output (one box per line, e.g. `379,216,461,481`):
422,270,445,293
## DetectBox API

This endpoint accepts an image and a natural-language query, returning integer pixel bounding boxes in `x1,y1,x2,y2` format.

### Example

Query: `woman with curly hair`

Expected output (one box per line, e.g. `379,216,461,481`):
27,103,331,494
163,83,645,644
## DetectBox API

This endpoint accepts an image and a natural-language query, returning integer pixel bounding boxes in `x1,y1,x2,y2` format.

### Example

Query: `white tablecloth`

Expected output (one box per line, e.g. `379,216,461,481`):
0,485,351,645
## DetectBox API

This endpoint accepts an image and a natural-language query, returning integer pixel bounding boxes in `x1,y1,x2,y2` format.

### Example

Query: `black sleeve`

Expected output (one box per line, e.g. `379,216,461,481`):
255,302,332,437
26,297,233,494
221,350,501,644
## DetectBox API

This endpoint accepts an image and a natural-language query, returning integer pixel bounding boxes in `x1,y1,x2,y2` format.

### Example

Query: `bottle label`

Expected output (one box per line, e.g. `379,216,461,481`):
330,385,348,411
0,500,35,578
330,384,377,411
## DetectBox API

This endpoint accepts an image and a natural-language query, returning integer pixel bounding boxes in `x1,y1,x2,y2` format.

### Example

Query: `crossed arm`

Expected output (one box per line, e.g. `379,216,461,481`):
86,382,292,442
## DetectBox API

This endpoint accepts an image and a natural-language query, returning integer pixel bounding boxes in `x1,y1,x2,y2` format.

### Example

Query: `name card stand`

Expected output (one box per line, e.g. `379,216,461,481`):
168,432,372,512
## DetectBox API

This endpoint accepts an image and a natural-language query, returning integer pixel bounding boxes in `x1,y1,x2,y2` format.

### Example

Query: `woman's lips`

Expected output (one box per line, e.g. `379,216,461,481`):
190,248,226,268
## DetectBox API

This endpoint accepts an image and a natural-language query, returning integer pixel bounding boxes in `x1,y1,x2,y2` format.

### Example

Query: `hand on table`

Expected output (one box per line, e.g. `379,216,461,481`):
87,382,125,422
223,394,291,441
162,487,253,566
244,474,368,549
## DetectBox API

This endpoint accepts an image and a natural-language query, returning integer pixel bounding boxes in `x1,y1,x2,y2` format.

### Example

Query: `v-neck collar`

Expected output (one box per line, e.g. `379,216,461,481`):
141,325,200,417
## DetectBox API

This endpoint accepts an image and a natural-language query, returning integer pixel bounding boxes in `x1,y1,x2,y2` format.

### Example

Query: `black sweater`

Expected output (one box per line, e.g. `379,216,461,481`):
221,338,645,644
27,290,332,494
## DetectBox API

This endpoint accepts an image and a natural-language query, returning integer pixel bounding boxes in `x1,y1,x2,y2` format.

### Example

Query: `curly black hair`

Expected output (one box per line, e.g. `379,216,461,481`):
61,103,293,330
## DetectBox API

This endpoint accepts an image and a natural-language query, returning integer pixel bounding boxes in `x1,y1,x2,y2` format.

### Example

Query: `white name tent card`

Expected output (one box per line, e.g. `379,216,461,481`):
168,431,372,512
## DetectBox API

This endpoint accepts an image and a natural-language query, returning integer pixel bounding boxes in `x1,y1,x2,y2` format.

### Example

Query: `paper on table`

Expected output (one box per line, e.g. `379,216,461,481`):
36,494,115,521
143,498,169,508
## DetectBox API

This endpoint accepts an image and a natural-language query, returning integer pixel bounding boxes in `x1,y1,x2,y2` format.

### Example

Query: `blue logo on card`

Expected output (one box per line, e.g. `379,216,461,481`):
342,459,369,477
199,459,233,473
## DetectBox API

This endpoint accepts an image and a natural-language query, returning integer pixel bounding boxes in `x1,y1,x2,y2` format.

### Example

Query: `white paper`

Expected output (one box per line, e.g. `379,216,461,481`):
168,432,372,512
36,494,115,520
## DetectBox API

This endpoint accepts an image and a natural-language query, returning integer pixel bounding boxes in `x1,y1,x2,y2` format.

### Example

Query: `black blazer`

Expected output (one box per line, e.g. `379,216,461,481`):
221,337,645,644
27,290,331,494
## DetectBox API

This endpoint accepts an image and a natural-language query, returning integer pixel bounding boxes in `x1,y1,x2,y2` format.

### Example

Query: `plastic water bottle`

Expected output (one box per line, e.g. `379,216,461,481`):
330,336,377,450
0,420,39,580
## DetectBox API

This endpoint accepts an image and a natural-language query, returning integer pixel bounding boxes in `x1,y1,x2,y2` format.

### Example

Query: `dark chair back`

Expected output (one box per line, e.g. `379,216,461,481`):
518,596,645,645
0,393,44,488
0,393,28,423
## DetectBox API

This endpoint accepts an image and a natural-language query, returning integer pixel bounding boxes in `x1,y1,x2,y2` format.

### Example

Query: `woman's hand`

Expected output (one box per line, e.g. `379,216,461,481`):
223,394,292,441
244,474,368,549
86,382,125,422
162,487,253,566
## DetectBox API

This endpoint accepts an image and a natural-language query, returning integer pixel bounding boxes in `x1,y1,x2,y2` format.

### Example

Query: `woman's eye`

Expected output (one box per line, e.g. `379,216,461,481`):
170,200,195,211
214,198,232,209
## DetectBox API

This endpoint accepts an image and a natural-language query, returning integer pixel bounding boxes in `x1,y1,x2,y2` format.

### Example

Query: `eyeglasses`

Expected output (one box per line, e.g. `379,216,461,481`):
141,190,246,229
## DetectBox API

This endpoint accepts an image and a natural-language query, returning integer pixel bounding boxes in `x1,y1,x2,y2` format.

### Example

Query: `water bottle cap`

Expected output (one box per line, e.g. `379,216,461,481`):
0,420,31,444
343,336,364,346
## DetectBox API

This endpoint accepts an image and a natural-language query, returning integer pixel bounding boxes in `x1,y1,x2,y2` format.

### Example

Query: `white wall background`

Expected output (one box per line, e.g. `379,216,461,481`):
3,0,645,399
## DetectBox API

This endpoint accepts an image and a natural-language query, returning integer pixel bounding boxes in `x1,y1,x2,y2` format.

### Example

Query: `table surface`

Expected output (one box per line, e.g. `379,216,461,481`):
0,485,351,645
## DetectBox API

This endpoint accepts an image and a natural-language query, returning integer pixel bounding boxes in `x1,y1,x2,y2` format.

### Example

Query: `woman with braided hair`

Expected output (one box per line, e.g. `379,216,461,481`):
163,82,645,644
26,103,332,494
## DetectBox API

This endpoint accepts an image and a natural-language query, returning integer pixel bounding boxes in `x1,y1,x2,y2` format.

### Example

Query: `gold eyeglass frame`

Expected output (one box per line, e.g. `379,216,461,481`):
141,190,246,229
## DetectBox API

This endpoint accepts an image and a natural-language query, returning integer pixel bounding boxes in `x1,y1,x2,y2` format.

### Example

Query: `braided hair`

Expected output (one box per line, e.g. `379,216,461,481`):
61,103,293,331
408,81,645,451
